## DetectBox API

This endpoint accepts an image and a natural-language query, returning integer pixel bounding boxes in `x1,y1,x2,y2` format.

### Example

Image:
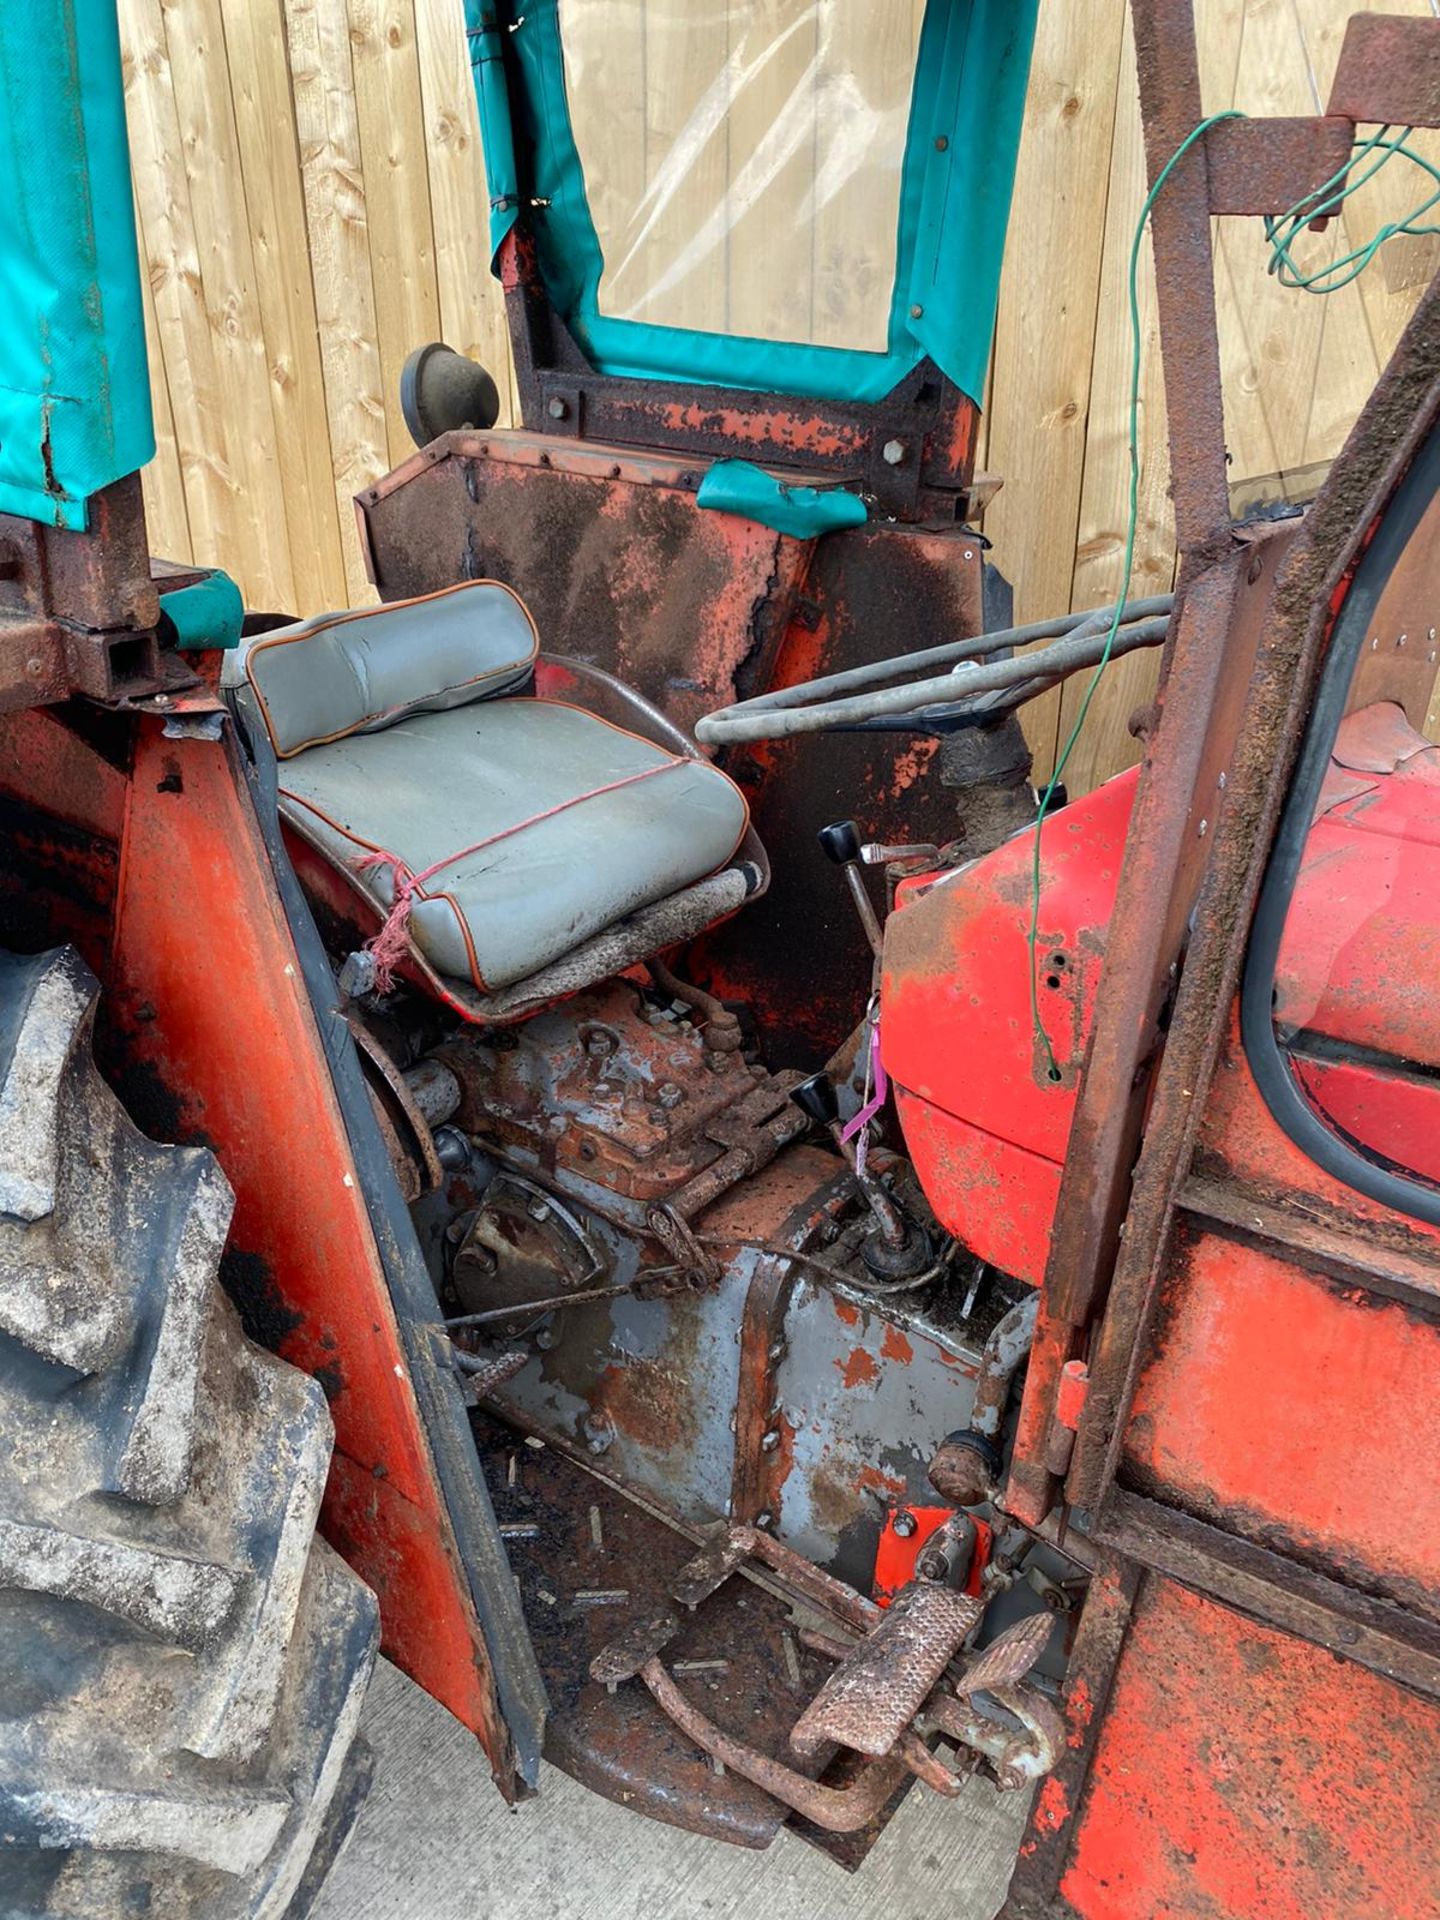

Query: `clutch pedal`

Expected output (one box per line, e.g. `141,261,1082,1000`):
591,1520,1063,1832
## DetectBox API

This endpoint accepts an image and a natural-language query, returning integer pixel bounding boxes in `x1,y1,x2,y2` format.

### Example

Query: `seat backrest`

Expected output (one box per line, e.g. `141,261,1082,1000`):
221,581,539,759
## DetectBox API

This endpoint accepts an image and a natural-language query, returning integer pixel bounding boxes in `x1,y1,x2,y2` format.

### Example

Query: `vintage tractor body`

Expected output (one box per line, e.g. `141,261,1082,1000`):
1,1,1439,1916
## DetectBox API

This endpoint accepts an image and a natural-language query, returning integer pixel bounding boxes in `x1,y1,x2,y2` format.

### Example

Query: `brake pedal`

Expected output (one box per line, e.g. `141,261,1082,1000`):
789,1580,981,1759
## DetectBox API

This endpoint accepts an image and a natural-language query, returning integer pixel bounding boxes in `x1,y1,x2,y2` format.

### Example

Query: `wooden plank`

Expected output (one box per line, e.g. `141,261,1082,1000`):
133,188,193,567
220,0,350,612
120,0,242,575
347,0,444,469
633,0,732,333
725,0,820,346
980,0,1130,780
810,2,921,352
1228,0,1378,485
413,0,513,415
287,0,390,604
1058,8,1177,800
152,0,297,610
1293,0,1440,369
555,0,649,323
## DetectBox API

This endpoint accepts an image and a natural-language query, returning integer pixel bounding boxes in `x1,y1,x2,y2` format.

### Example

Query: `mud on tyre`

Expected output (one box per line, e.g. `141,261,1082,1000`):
0,948,378,1919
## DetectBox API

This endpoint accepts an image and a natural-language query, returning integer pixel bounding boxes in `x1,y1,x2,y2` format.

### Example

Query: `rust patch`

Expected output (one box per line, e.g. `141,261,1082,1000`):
594,1357,699,1456
880,1324,915,1364
839,1346,880,1390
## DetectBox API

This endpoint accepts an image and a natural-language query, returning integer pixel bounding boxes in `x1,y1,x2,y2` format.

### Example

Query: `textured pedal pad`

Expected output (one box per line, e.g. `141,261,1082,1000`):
789,1581,981,1760
953,1609,1053,1698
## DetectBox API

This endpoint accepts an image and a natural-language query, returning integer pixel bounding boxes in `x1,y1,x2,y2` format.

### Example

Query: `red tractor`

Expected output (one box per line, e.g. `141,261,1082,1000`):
2,1,1439,1915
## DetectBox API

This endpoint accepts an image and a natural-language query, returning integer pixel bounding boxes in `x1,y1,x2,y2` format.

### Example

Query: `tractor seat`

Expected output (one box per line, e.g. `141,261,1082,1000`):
220,582,759,1020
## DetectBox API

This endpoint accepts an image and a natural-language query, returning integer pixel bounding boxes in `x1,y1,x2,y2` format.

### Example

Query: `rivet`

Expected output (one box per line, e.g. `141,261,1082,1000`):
934,135,949,152
1198,818,1208,837
909,303,924,320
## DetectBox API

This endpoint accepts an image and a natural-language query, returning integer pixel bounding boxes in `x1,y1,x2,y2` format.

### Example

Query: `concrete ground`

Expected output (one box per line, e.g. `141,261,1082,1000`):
314,1659,1030,1920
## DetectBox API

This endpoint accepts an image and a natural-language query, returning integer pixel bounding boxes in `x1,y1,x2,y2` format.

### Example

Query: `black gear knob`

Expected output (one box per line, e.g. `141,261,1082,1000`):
790,1071,840,1127
817,819,862,865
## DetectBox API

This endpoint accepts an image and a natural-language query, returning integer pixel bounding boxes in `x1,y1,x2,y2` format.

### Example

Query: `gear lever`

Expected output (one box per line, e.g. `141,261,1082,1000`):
791,1070,910,1253
817,820,883,957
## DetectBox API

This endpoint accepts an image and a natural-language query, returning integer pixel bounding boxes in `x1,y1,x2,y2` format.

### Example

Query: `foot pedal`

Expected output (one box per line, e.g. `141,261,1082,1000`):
789,1581,981,1759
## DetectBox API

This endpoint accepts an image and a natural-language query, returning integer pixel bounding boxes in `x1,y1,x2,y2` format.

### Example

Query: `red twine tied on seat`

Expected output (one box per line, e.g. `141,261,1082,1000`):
353,850,424,992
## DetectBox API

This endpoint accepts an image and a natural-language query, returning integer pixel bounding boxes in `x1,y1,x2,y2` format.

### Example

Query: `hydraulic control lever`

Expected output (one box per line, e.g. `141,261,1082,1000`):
792,1071,919,1267
817,820,884,957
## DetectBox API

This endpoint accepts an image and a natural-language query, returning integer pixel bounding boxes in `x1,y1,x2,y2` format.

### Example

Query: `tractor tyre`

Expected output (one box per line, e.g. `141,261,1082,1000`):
0,947,379,1919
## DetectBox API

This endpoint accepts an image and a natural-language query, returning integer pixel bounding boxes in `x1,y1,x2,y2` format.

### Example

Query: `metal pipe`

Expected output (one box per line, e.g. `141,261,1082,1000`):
971,1293,1042,1440
648,959,743,1051
696,615,1171,745
707,594,1174,718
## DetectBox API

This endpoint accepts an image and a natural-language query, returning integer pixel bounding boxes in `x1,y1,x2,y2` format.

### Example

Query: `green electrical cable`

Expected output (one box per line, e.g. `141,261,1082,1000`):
1266,126,1440,293
1026,113,1440,1080
1027,110,1241,1084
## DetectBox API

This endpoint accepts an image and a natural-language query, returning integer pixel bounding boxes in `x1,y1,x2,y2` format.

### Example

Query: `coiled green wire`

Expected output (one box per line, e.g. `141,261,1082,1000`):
1027,112,1440,1080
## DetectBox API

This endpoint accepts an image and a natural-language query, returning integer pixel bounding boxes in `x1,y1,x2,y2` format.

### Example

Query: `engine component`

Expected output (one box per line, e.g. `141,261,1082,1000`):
450,1170,608,1330
431,982,803,1223
928,1291,1040,1506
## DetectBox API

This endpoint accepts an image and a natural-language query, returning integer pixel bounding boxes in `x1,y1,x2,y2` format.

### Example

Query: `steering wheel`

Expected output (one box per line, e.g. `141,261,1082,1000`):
694,596,1173,746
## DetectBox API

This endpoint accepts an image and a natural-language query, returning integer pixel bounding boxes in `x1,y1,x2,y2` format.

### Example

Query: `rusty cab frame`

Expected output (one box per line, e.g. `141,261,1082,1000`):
1002,7,1440,1912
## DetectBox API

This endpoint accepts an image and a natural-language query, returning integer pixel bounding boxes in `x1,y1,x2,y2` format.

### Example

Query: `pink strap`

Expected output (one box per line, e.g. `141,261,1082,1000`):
840,1021,888,1177
355,758,682,991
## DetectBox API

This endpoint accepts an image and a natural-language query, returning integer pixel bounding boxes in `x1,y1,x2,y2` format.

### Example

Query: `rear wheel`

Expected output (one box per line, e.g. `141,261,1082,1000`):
0,948,378,1918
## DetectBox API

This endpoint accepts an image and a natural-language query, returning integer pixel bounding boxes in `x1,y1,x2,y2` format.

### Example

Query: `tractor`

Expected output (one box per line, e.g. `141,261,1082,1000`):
2,0,1439,1915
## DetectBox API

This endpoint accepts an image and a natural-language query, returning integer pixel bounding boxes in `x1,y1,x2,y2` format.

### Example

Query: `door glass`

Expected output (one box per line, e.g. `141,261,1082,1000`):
1271,484,1440,1185
558,0,925,348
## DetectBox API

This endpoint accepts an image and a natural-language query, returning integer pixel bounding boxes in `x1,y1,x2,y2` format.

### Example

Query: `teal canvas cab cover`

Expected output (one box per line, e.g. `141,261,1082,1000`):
466,0,1038,413
0,0,153,528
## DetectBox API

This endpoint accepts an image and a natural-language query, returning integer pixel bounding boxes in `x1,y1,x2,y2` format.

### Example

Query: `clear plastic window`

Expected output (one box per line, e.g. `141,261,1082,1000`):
558,0,925,349
1269,480,1440,1186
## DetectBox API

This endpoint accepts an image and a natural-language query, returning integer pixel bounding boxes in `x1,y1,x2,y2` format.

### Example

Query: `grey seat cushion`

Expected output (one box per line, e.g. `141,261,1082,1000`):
278,700,750,991
223,582,539,757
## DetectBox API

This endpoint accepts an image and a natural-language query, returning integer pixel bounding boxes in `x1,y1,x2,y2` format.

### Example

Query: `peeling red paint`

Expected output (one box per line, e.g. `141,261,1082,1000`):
1035,1774,1071,1832
838,1346,880,1390
880,1323,914,1364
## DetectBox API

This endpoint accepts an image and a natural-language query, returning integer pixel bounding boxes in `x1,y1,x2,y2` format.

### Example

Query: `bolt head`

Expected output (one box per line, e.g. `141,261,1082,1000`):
655,1081,684,1110
882,438,907,466
892,1510,918,1539
547,396,569,420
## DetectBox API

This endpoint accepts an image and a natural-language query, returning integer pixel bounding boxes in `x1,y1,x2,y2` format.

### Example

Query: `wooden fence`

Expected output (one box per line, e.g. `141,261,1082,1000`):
119,0,1438,790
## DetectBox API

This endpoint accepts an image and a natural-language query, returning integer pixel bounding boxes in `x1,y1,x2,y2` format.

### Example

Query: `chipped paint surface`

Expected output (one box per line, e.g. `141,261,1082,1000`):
1060,1579,1440,1920
773,1279,981,1586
